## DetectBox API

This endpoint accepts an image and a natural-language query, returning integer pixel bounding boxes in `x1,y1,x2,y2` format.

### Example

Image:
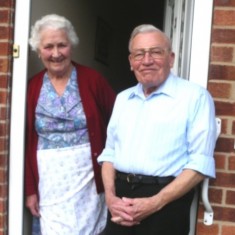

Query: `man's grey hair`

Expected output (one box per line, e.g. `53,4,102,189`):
128,24,172,52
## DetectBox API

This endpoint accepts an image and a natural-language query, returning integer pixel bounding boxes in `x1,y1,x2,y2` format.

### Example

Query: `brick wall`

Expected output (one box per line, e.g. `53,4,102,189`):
196,0,235,234
0,0,15,234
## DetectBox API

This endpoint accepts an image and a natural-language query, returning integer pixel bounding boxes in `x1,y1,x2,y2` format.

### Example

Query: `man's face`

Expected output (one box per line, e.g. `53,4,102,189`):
129,31,175,93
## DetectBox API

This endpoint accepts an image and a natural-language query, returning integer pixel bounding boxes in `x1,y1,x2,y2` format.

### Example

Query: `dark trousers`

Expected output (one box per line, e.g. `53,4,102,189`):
103,178,195,235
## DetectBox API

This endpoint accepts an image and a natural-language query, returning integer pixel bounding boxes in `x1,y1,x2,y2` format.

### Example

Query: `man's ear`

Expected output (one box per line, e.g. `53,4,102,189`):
128,54,133,71
170,52,175,68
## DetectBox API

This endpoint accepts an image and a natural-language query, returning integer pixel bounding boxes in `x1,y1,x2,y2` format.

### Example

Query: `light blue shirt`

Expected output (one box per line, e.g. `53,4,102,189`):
98,73,217,178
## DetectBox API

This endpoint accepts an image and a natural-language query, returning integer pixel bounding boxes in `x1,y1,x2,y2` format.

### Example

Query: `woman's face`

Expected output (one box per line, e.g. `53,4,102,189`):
38,28,72,77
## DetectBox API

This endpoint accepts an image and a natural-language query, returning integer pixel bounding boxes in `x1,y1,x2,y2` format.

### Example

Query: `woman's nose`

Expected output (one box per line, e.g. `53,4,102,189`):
52,47,60,57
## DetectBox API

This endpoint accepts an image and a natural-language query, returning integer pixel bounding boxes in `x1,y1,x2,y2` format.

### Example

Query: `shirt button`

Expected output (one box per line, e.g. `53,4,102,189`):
94,152,98,157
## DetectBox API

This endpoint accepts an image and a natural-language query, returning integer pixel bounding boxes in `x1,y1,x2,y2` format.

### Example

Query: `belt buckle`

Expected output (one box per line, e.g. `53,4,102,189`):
127,173,136,183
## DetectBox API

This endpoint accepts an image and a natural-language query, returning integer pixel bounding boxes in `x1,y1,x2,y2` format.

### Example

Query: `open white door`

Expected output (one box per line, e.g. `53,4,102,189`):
164,0,194,78
8,0,31,234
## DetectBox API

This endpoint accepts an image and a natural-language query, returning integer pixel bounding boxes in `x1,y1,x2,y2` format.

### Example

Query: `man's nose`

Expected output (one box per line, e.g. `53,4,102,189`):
142,51,154,63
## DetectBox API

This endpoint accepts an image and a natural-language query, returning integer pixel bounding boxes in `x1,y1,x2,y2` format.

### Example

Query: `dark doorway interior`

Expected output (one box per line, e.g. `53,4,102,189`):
104,0,165,91
28,0,165,93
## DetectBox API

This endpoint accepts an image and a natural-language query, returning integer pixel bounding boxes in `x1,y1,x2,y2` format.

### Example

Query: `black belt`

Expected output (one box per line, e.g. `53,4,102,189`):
116,171,174,185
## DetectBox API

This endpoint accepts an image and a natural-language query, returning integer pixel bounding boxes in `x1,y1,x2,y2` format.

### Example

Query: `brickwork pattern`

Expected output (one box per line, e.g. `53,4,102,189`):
0,0,15,234
197,0,235,234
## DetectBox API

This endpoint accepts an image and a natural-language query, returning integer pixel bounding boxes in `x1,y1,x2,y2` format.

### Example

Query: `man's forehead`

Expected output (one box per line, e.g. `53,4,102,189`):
131,32,168,50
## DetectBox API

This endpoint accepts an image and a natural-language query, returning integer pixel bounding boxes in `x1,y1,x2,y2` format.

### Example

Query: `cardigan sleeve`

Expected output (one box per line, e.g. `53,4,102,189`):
25,71,44,196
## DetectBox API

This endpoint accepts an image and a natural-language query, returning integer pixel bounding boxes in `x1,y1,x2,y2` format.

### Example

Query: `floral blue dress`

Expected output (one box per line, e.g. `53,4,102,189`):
32,67,106,235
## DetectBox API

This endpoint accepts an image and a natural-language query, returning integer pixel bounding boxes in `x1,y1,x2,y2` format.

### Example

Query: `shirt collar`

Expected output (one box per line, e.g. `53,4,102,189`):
128,72,177,99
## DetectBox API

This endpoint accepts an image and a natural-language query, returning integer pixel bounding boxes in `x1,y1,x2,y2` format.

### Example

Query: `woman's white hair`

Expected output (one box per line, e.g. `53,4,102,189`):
29,14,79,51
128,24,172,52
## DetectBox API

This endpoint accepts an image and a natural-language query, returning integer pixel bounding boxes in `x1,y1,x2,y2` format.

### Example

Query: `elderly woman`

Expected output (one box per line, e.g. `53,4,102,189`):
25,14,115,235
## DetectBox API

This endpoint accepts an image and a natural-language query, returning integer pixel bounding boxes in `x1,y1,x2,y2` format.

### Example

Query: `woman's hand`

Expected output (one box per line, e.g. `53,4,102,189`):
26,194,40,217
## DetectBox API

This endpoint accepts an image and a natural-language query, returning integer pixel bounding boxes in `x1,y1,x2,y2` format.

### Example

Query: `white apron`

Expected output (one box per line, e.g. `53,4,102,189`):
37,143,107,235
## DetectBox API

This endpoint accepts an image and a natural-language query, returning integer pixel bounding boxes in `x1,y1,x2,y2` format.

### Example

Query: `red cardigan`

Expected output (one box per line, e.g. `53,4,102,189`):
25,62,116,196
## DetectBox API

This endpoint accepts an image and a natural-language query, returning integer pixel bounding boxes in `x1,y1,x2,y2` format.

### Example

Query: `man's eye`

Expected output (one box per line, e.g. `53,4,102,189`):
152,50,163,55
134,52,144,59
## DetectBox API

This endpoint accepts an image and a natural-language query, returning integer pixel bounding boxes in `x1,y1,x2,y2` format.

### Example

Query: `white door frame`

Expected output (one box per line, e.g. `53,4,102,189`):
8,0,31,234
190,0,214,88
8,0,214,234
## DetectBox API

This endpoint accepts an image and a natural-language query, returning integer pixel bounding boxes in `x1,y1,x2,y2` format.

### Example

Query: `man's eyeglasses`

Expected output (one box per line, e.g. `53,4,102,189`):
130,47,169,61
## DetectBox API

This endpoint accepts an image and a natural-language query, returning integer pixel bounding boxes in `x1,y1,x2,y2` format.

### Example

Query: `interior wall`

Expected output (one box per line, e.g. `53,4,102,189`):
28,0,164,92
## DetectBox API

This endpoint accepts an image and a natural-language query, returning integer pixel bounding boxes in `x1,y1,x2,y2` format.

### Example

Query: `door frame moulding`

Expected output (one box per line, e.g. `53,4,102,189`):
8,0,31,234
189,0,213,88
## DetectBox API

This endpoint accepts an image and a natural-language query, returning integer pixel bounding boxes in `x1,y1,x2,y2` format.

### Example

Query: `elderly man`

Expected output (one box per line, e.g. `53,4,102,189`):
98,24,217,235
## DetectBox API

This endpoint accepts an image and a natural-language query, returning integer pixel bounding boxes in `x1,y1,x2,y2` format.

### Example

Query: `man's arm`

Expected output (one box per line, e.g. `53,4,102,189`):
102,162,139,226
122,169,204,222
101,162,116,203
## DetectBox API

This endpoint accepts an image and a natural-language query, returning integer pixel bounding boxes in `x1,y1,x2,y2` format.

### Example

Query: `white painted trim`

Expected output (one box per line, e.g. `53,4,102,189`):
8,0,31,234
189,0,214,88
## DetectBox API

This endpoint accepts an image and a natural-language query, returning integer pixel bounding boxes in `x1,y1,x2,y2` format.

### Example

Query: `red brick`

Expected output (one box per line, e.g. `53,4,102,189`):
228,155,235,170
213,206,235,223
208,82,232,99
0,124,7,137
232,121,235,135
0,107,9,120
212,28,235,44
222,225,235,235
0,76,9,89
209,188,223,204
210,46,233,62
0,10,10,23
0,155,7,167
0,59,10,74
215,137,234,153
0,139,8,153
0,43,11,56
209,65,235,80
0,91,8,104
0,200,6,213
215,101,235,116
212,172,235,188
0,169,7,184
214,153,226,170
196,221,219,235
213,10,235,26
226,190,235,205
0,27,9,40
0,214,7,232
0,0,14,7
214,0,235,7
0,185,7,198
